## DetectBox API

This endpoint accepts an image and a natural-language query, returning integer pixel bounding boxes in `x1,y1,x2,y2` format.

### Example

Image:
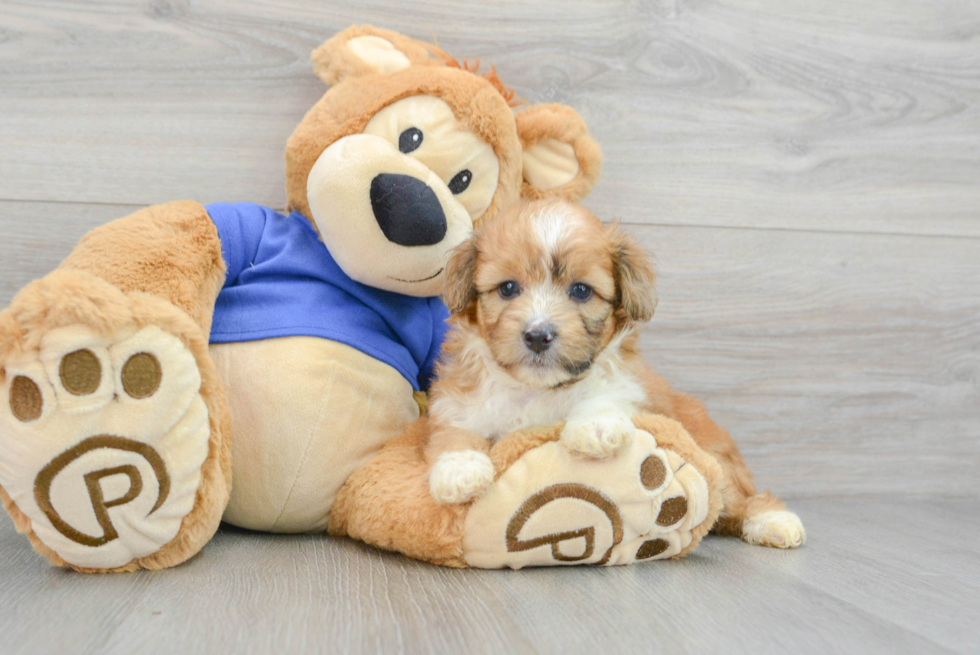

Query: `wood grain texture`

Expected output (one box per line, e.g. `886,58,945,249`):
0,0,978,236
630,223,980,498
0,498,976,654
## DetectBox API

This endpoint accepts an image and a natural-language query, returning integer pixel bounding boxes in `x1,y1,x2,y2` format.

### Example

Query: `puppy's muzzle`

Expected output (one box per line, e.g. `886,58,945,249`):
523,325,557,354
370,173,447,247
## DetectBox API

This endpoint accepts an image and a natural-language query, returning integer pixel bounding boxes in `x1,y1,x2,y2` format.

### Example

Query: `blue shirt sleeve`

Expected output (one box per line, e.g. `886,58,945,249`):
205,202,270,287
418,299,451,390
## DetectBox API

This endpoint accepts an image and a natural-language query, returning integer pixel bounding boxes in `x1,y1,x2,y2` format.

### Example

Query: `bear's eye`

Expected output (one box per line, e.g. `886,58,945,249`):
498,280,521,299
398,127,423,154
569,283,593,302
449,169,472,195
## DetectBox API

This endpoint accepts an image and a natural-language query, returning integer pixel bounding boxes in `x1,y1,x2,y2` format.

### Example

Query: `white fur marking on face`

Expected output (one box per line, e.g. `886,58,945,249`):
526,285,564,329
742,510,806,549
534,205,574,257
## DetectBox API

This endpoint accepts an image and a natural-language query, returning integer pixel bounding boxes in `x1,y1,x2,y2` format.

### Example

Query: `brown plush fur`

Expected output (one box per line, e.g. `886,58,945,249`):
60,201,226,335
329,411,724,564
286,29,603,227
328,417,470,568
515,104,603,203
285,65,524,225
311,25,441,86
0,204,232,571
0,26,608,571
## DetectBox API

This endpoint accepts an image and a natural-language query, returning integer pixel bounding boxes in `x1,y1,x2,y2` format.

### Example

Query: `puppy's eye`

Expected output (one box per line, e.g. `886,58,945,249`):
569,283,593,302
498,280,521,299
398,127,423,154
449,169,472,195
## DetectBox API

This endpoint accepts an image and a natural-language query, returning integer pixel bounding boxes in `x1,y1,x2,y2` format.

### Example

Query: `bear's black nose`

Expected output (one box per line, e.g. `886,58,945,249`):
370,173,448,247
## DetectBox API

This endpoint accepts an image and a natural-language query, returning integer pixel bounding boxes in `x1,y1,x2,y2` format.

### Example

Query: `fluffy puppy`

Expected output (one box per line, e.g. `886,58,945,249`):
425,198,805,549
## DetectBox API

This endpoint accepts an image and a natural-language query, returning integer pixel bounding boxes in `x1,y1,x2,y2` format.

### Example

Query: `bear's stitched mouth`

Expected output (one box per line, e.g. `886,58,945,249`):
387,268,444,283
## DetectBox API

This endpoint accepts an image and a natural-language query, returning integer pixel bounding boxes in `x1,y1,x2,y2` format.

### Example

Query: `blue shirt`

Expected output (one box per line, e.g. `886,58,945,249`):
206,202,449,391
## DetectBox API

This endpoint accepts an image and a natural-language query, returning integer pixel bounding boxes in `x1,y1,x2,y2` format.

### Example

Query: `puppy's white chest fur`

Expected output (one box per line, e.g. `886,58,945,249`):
431,336,648,441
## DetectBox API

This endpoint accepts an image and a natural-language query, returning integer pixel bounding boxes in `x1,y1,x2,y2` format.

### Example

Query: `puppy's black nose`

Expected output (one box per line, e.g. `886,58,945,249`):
370,173,447,247
523,326,557,354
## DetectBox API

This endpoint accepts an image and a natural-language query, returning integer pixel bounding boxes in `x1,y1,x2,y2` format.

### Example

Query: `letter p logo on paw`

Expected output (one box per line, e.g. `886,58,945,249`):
505,483,624,565
0,325,212,570
462,428,713,568
34,435,170,548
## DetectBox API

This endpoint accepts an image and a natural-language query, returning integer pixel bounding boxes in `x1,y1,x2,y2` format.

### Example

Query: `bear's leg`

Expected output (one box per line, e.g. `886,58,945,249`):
328,418,469,567
0,201,232,571
329,413,724,568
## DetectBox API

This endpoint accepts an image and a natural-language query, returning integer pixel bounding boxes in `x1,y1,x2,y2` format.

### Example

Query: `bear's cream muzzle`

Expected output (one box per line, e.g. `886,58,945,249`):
306,133,473,297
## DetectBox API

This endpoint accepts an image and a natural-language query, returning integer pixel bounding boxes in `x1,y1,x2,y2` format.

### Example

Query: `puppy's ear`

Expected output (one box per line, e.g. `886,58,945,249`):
311,25,437,86
442,239,480,316
609,225,657,323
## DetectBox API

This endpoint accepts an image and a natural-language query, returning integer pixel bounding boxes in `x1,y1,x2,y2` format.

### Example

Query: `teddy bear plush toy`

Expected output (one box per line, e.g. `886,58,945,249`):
0,25,723,571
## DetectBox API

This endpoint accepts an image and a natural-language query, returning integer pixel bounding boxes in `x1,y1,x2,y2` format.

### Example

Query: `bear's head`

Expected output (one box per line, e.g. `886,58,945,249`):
284,25,602,297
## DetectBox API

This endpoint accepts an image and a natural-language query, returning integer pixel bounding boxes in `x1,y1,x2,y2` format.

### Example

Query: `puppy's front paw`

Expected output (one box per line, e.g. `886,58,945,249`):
742,510,806,548
429,450,495,505
561,413,636,458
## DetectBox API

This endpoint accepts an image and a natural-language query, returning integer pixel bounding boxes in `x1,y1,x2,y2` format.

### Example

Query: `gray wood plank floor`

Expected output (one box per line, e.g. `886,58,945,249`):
0,2,978,654
0,498,977,655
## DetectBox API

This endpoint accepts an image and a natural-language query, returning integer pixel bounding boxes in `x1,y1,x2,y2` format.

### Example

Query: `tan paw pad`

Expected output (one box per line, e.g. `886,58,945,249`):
10,375,43,422
0,325,209,569
462,428,712,568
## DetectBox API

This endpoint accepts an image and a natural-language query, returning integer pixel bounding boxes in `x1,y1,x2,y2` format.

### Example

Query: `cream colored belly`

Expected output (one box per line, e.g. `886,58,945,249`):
209,337,419,533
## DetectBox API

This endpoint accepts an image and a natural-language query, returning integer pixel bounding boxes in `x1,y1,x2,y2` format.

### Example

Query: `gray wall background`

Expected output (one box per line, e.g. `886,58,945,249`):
1,0,977,499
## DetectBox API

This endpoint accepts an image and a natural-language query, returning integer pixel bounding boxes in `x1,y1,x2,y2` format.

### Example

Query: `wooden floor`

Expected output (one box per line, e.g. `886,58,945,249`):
0,1,978,653
0,498,977,654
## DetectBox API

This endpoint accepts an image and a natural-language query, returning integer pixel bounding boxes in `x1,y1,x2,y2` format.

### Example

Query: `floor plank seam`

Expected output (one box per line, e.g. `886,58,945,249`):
616,219,980,241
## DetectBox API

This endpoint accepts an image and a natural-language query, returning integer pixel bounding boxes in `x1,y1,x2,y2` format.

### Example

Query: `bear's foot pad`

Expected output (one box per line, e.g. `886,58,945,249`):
0,320,210,570
462,426,713,568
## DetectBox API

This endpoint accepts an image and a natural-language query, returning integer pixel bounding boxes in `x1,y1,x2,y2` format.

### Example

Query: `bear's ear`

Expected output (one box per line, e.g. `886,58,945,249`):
515,104,603,202
311,25,437,86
